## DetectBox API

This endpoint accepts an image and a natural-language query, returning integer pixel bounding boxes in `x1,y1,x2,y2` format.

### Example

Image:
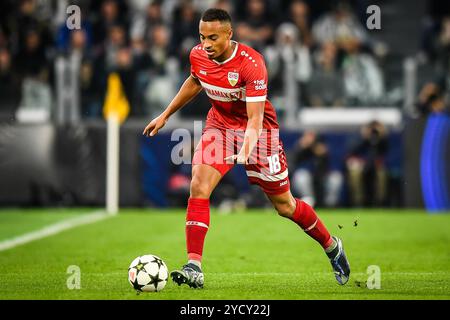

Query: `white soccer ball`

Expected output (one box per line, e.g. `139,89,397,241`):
128,254,169,292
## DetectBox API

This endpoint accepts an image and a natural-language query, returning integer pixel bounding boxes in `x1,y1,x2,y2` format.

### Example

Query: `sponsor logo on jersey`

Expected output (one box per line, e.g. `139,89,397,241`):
279,180,288,187
200,70,207,75
228,72,239,86
254,79,267,90
199,80,246,102
204,87,245,101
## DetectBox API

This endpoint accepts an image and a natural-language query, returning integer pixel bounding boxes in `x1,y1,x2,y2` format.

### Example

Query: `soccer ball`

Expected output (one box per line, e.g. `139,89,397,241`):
128,254,169,292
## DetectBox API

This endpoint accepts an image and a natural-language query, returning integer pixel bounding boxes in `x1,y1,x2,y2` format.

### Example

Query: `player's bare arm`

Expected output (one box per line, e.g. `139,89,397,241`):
225,101,264,164
142,75,202,137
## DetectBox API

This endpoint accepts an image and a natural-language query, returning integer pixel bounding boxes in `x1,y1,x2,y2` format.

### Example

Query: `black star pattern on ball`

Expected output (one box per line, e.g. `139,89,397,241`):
131,278,145,292
151,257,165,269
135,259,149,271
130,259,150,286
147,271,164,290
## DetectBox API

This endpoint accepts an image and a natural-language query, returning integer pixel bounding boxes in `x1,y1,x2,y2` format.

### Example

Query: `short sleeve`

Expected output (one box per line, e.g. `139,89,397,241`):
189,47,199,79
241,53,268,102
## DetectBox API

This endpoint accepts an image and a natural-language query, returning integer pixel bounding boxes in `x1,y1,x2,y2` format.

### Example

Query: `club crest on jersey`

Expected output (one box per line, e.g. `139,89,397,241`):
228,72,239,86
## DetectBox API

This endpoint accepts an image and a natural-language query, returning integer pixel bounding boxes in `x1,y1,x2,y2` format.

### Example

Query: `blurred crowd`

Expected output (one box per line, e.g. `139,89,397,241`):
0,0,449,121
2,0,447,122
0,0,448,208
164,119,396,209
271,120,392,208
416,7,450,118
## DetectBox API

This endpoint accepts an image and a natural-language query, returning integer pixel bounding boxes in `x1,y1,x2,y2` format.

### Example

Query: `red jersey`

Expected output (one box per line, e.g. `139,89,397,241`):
190,41,279,130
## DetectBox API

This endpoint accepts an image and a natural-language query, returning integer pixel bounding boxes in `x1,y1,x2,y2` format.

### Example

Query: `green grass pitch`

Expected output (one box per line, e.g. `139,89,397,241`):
0,208,449,300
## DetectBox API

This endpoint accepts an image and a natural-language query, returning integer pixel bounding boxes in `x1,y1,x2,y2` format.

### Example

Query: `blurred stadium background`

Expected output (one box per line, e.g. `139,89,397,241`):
0,0,448,211
0,0,450,301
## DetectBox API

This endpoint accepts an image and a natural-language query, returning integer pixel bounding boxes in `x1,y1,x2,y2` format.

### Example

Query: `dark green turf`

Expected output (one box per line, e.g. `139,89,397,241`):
0,208,449,299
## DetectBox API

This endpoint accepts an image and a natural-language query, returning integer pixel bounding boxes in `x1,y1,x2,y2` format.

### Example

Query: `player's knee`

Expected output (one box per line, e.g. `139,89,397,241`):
190,177,211,198
274,201,295,219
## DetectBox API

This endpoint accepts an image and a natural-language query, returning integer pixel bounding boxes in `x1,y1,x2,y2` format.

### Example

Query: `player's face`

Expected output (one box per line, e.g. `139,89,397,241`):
199,20,233,60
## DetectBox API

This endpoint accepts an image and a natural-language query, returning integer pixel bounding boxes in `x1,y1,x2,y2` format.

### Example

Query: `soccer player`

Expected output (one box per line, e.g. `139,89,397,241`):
143,8,350,288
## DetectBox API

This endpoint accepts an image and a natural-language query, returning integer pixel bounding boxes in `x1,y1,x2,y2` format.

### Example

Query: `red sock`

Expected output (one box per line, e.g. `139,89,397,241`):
290,198,333,249
186,198,210,262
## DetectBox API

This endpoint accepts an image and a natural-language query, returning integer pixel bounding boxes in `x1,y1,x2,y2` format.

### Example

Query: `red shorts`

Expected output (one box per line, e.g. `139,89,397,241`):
192,127,290,195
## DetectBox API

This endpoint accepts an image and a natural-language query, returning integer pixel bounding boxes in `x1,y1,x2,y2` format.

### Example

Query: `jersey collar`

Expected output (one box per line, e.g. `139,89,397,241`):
212,41,239,65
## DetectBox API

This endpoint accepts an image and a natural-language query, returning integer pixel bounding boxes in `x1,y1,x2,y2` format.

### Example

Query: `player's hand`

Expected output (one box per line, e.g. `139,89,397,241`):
143,114,168,137
224,153,248,165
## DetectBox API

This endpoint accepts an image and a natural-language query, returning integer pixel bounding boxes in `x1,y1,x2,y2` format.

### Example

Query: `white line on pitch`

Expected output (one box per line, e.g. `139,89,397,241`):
0,210,112,252
208,272,447,276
